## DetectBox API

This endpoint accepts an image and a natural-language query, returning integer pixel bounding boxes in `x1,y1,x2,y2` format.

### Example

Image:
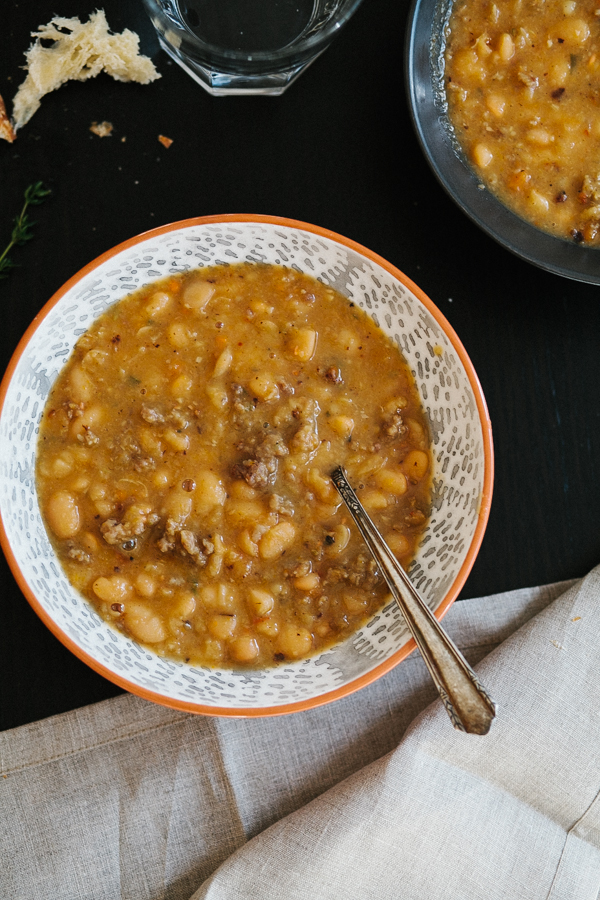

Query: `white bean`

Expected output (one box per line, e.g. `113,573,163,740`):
259,522,297,560
182,280,215,311
45,490,80,539
247,587,275,617
208,614,237,640
213,347,233,377
230,635,259,662
194,471,226,514
402,450,429,482
93,575,131,604
276,624,312,659
124,601,166,644
288,328,317,362
145,290,173,318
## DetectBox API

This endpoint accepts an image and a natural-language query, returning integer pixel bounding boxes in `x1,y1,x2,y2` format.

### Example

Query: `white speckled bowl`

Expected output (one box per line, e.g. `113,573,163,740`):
0,215,493,717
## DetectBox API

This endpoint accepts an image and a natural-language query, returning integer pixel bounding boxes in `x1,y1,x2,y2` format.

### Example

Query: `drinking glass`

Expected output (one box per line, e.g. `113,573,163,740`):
142,0,364,96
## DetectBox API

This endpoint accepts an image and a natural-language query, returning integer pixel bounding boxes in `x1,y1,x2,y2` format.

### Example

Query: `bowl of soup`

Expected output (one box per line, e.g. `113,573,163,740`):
407,0,600,283
0,215,493,716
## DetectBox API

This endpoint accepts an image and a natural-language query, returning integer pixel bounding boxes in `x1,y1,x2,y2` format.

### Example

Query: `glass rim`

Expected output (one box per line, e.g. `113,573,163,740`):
144,0,365,65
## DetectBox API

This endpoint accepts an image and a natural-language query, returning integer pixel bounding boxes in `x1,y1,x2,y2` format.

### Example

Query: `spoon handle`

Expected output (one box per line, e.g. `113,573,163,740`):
331,466,496,735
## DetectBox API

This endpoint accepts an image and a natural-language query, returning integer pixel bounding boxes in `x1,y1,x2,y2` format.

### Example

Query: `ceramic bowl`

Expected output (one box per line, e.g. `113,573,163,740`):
0,215,493,717
406,0,600,285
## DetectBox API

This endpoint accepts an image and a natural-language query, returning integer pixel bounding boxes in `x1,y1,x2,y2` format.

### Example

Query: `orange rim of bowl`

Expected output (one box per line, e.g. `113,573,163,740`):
0,214,494,718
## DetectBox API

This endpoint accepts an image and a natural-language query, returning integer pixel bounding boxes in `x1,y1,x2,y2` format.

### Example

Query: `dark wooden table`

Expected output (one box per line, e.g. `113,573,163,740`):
2,0,599,732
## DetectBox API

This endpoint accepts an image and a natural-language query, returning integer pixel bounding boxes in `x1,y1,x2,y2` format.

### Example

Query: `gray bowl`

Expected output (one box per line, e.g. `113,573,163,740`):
406,0,600,284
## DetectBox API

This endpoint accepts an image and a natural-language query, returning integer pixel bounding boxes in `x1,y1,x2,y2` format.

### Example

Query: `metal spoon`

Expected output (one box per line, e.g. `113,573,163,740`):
331,466,497,735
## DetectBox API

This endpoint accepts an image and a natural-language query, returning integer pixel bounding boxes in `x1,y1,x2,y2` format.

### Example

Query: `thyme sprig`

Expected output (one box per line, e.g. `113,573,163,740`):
0,181,51,279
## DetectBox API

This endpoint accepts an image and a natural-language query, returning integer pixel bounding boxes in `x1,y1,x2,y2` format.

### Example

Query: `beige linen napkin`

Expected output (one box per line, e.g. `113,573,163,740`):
0,575,581,900
192,568,600,900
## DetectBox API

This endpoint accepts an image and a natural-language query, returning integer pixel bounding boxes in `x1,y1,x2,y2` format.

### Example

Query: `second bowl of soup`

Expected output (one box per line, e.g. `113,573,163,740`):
407,0,600,283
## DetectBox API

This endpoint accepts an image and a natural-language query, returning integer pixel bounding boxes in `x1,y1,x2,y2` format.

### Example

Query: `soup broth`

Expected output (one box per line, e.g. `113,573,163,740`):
36,263,431,668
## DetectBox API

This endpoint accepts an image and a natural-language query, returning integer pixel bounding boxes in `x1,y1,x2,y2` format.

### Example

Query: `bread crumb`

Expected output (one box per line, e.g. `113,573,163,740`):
90,120,113,137
0,93,16,142
158,134,173,148
11,10,160,131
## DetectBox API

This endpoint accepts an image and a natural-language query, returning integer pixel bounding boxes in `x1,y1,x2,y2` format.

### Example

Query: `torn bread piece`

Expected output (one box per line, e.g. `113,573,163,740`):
0,93,16,142
12,9,160,131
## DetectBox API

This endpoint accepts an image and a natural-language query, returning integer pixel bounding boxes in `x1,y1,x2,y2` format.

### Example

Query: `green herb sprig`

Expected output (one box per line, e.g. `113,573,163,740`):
0,181,51,279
